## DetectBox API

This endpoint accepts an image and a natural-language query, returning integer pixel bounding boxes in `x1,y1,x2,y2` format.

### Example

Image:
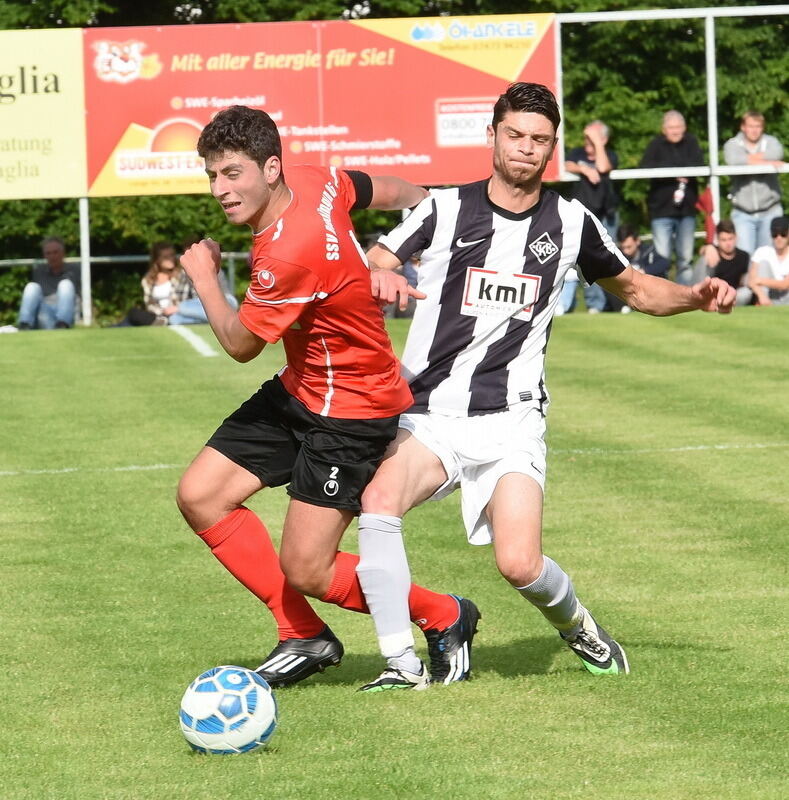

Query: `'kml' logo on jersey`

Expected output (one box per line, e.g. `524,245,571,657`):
528,232,559,264
461,267,541,322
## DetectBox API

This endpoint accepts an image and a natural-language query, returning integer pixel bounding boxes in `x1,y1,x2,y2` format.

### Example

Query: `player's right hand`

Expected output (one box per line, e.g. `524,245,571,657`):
181,239,222,284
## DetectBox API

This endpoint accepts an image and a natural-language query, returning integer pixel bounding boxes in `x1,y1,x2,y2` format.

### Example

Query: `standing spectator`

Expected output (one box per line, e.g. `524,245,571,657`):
604,224,670,313
640,111,705,285
695,220,752,306
748,215,789,306
565,120,619,313
723,111,785,255
17,237,80,330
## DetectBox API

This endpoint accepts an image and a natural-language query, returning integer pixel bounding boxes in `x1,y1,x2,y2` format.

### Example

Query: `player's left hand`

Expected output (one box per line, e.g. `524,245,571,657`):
180,238,222,284
370,269,426,311
690,276,736,314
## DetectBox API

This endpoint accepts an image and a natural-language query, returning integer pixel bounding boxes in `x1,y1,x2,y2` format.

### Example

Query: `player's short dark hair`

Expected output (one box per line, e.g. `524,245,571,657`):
716,219,736,235
197,106,282,168
616,224,640,243
491,83,561,132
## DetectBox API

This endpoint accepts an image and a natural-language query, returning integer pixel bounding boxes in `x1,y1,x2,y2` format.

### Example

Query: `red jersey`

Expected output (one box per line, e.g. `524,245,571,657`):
238,165,412,419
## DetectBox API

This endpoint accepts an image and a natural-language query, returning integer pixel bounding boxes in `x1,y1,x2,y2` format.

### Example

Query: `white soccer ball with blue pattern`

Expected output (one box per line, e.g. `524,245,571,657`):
179,665,278,754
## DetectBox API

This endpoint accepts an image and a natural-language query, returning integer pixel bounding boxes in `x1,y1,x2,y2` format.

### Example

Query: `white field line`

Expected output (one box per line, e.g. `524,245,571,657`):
553,441,789,456
2,442,789,479
0,463,181,478
169,325,219,357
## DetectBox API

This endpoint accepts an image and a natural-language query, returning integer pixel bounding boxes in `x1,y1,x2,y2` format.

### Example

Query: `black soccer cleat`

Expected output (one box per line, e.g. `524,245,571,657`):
423,595,481,685
255,626,344,688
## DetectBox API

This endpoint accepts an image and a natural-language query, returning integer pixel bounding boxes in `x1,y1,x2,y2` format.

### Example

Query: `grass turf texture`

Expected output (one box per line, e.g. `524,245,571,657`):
1,308,787,800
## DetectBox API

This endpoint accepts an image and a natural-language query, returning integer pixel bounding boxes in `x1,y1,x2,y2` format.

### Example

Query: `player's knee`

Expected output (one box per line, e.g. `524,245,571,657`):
280,554,323,598
176,475,214,531
360,479,402,516
496,551,543,587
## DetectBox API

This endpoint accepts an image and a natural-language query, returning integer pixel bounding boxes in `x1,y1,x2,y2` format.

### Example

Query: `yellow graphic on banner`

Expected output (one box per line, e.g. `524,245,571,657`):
0,29,87,200
89,119,207,197
351,14,554,81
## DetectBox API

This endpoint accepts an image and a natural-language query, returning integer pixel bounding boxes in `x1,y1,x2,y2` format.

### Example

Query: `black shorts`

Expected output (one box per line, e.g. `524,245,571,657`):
206,377,399,512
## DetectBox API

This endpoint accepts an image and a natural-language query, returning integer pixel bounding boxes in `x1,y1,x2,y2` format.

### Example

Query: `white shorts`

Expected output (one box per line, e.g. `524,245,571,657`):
399,404,547,546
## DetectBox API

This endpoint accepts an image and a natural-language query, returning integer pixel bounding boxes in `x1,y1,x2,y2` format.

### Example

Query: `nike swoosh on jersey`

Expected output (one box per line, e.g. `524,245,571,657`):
455,237,487,248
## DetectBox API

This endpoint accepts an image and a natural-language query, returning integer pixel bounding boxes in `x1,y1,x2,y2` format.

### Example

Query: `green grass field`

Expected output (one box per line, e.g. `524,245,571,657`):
2,308,787,800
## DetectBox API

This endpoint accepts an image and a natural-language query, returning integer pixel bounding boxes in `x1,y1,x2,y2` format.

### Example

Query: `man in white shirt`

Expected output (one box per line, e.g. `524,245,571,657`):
748,215,789,305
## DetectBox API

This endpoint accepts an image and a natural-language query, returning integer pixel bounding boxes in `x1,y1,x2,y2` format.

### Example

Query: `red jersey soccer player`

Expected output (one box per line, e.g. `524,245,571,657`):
178,106,477,690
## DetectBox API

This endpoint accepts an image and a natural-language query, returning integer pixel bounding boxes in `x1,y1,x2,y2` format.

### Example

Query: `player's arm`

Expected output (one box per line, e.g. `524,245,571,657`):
368,176,428,210
598,267,735,316
180,239,265,362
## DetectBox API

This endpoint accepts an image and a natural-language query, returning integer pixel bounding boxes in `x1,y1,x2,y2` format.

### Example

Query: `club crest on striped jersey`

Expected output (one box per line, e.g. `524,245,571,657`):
461,267,541,322
528,232,559,264
257,270,275,290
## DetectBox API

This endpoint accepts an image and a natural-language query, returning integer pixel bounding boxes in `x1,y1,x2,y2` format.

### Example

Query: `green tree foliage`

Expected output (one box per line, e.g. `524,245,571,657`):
0,0,785,317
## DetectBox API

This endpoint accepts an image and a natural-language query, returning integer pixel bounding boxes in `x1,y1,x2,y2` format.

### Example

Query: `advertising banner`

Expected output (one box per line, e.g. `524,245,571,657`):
83,14,559,197
0,16,560,200
0,29,87,200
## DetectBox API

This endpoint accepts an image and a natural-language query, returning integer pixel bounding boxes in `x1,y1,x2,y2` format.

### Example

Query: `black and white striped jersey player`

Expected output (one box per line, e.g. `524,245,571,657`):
353,83,735,692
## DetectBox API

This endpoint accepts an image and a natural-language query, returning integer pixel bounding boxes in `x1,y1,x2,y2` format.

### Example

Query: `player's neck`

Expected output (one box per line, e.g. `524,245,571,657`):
252,183,292,233
487,174,542,214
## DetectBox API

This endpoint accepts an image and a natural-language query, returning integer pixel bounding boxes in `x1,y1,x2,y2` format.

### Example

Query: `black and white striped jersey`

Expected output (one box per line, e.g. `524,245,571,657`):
378,180,628,416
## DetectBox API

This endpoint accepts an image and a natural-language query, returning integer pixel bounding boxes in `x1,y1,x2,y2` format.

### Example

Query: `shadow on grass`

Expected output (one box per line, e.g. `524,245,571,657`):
233,635,563,689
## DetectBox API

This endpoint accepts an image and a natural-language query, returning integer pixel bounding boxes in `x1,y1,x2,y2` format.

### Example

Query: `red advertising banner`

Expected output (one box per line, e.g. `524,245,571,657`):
82,14,559,197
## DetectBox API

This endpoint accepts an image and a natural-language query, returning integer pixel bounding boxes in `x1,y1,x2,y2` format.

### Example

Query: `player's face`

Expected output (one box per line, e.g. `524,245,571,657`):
205,151,278,231
741,116,764,143
717,231,737,256
488,111,557,188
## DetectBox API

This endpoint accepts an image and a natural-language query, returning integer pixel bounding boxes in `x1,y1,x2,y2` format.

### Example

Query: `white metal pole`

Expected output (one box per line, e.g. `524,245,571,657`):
705,13,721,226
78,197,92,326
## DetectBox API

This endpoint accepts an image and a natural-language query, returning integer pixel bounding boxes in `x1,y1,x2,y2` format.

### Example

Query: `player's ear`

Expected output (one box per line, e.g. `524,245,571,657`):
263,155,282,186
486,124,496,148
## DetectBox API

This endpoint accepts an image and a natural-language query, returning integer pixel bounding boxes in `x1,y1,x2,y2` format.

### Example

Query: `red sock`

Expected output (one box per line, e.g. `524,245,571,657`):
198,507,326,641
321,551,459,631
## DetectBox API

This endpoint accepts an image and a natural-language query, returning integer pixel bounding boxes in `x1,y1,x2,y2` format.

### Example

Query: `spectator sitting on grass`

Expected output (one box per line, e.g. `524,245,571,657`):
747,215,789,306
695,219,752,306
17,236,80,330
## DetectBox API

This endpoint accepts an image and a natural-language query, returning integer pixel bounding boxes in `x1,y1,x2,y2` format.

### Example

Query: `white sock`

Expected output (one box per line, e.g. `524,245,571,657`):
516,556,583,632
356,513,417,665
387,647,422,675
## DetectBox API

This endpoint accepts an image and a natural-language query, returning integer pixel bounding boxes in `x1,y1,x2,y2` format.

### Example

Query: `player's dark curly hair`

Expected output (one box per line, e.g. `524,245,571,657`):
492,83,561,132
197,106,282,168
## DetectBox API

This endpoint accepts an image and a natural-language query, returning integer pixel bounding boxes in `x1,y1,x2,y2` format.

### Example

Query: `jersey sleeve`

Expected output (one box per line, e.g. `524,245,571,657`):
333,168,373,211
377,194,437,263
575,206,629,285
345,170,373,209
238,256,325,344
